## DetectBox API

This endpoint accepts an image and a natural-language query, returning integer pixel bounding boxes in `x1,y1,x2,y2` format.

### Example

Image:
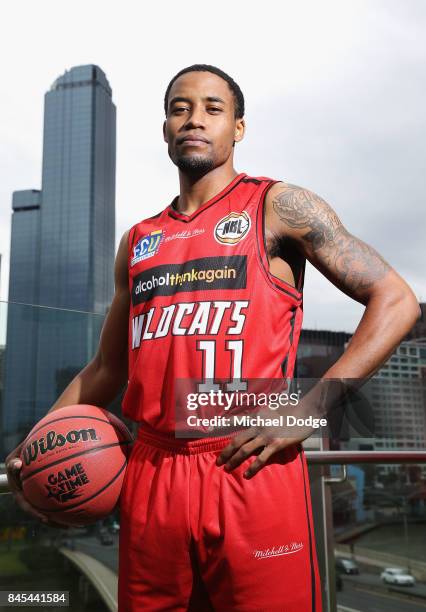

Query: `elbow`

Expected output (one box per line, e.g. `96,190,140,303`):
97,351,128,388
407,299,422,337
413,300,422,324
369,279,421,330
91,352,103,373
397,289,421,325
386,288,421,331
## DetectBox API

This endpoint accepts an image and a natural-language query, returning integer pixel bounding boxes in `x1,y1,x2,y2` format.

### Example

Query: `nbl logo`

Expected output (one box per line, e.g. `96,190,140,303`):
214,212,251,245
131,230,164,266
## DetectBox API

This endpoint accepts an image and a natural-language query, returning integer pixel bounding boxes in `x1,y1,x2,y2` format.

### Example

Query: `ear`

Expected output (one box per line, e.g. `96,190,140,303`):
163,120,168,143
234,118,245,144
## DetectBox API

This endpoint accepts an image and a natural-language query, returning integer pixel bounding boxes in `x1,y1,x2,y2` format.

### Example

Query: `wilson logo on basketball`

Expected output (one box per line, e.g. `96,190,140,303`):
45,462,90,503
22,429,99,466
214,211,251,245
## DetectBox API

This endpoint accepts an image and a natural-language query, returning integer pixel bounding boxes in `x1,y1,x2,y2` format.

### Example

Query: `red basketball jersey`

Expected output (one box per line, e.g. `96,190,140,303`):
122,173,306,433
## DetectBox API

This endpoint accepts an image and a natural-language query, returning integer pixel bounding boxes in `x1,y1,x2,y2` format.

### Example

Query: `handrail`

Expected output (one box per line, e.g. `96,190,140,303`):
1,450,426,494
0,299,104,316
1,474,10,494
305,450,426,464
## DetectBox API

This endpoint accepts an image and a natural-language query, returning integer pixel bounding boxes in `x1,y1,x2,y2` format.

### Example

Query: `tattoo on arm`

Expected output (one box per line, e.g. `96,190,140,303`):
272,184,391,292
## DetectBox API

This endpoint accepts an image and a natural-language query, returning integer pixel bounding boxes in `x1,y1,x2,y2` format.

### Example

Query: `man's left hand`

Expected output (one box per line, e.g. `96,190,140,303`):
215,423,313,479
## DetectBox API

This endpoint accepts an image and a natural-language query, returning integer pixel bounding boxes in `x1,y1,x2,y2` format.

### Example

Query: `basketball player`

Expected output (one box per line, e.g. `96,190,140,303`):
6,64,420,611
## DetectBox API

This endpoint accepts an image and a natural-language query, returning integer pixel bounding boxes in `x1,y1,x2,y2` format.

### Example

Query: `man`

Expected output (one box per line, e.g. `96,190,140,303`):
6,64,420,611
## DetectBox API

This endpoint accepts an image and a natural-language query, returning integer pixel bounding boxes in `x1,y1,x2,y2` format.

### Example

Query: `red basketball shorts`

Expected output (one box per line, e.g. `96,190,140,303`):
118,427,322,611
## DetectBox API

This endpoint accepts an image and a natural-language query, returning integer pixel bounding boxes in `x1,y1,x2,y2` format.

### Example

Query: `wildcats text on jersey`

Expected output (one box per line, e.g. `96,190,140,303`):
131,300,249,348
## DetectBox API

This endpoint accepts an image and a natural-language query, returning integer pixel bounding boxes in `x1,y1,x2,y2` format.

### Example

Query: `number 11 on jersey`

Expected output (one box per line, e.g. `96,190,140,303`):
196,340,248,393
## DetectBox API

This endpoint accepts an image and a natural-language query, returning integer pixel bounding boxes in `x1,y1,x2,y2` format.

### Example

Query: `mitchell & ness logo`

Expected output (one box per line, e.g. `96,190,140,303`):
214,211,251,245
164,228,205,242
253,542,304,559
131,256,247,305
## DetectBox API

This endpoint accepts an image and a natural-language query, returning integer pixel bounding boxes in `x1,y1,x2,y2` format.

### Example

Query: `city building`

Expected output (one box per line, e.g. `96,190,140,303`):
3,66,116,453
0,344,5,458
297,328,352,378
362,339,426,478
340,304,426,477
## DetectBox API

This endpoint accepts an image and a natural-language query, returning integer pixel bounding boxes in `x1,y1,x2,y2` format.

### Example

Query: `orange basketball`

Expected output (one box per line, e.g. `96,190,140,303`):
20,405,133,525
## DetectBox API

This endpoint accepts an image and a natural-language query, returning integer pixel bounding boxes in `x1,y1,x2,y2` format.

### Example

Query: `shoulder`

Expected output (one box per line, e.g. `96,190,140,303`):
129,209,165,231
116,230,131,265
265,180,328,208
113,230,131,288
118,229,131,252
265,180,341,238
126,210,165,243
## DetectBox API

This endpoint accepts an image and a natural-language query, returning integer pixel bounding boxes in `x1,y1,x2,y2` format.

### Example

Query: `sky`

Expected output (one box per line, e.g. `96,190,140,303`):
0,0,425,334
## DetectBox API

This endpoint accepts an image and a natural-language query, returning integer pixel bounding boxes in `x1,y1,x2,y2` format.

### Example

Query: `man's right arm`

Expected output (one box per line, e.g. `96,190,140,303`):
5,229,131,523
48,229,131,411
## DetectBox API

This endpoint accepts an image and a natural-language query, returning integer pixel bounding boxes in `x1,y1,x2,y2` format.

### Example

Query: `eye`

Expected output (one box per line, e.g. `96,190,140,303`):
208,107,222,113
172,107,188,114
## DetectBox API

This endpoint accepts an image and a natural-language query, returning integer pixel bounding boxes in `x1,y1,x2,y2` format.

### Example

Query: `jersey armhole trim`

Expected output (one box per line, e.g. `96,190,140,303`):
128,225,138,257
255,180,304,302
127,226,138,291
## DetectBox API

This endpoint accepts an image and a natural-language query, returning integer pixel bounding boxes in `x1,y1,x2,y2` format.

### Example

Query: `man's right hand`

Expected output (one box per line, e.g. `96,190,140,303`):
4,230,131,531
5,444,70,529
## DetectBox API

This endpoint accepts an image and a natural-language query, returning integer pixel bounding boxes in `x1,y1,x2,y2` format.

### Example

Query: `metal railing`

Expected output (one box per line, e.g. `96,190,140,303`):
306,450,426,464
2,450,426,494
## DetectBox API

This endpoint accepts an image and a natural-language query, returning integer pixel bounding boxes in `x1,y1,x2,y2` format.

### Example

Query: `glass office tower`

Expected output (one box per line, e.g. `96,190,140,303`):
2,191,41,452
8,191,42,305
3,66,116,453
38,65,116,313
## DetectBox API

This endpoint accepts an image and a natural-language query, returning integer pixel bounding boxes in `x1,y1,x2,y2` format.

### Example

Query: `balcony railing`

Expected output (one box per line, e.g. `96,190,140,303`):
2,450,426,494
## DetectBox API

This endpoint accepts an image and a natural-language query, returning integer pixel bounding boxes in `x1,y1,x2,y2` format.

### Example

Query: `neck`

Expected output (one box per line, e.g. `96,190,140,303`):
175,164,239,215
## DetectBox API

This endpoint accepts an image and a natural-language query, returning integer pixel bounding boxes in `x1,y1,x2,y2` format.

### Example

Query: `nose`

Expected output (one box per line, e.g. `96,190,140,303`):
183,104,205,130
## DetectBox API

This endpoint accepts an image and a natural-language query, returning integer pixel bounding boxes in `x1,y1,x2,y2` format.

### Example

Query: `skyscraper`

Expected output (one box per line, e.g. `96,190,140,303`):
3,65,116,453
2,191,42,453
8,190,42,305
38,65,116,313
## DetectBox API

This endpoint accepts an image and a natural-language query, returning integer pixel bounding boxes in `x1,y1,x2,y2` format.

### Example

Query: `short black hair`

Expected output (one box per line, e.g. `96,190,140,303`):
164,64,245,119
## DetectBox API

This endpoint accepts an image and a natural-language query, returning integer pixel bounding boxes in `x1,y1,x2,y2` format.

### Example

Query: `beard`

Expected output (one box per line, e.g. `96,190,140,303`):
174,153,215,178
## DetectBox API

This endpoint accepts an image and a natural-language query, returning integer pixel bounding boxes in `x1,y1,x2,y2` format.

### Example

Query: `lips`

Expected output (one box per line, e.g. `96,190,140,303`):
178,135,209,145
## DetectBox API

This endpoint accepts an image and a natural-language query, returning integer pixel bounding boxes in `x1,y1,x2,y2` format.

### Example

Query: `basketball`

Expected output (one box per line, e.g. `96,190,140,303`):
19,405,133,525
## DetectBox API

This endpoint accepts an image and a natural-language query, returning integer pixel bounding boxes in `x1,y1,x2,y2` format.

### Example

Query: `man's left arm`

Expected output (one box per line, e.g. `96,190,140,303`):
217,182,421,477
265,182,421,380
